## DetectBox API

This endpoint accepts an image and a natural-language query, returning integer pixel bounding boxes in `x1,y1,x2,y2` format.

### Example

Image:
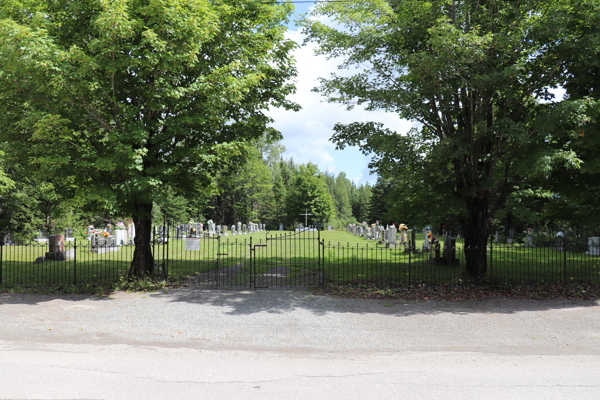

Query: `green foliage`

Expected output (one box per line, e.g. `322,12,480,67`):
302,0,596,276
0,0,299,274
285,162,335,225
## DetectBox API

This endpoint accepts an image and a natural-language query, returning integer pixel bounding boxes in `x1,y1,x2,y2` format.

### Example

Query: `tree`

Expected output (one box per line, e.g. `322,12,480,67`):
539,0,600,230
209,145,273,225
285,163,335,226
0,0,298,276
302,0,585,277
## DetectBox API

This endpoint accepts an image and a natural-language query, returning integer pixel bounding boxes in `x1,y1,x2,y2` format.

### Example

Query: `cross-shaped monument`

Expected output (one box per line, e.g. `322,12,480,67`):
300,209,312,229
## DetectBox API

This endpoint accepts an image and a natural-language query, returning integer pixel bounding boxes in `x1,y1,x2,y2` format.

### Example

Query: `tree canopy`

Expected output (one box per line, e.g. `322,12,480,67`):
0,0,299,275
302,0,595,276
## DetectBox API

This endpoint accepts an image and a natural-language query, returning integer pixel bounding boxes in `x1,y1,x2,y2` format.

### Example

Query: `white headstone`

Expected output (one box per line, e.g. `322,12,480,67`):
185,238,201,251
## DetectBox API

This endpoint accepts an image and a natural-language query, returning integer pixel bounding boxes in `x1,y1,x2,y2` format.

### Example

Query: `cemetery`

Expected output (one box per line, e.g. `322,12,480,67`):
0,220,599,288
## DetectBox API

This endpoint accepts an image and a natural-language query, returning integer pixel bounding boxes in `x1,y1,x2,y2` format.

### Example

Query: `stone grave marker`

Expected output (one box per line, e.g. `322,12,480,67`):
186,237,201,251
387,226,397,248
586,236,600,256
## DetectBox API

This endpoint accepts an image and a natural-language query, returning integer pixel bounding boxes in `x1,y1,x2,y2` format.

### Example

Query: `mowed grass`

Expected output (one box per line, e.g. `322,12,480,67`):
1,230,599,286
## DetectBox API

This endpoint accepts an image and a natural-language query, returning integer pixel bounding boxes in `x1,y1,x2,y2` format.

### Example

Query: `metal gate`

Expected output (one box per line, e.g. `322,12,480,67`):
156,224,324,289
250,229,324,289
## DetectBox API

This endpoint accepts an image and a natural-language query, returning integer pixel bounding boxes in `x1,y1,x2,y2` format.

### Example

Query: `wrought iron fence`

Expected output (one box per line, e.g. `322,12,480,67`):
0,232,599,288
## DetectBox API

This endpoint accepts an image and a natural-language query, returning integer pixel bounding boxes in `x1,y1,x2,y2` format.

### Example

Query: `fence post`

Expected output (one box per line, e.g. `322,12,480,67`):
249,235,253,289
564,235,568,284
408,239,411,286
489,235,492,282
165,223,169,278
73,238,77,285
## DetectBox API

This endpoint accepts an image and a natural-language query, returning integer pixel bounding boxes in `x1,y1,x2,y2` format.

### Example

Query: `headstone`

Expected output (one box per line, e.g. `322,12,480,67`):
379,227,386,244
495,230,500,243
506,228,514,244
231,225,236,235
242,224,247,234
555,236,565,252
386,226,397,248
2,232,12,245
526,233,534,247
424,229,432,250
186,238,201,251
586,237,600,256
115,229,127,246
237,222,242,233
279,223,284,231
46,234,69,261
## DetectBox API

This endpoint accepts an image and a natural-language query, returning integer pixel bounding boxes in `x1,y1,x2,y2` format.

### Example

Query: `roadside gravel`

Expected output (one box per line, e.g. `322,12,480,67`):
1,288,599,356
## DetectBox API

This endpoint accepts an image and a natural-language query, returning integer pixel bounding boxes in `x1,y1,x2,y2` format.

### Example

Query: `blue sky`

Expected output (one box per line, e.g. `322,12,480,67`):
267,3,416,186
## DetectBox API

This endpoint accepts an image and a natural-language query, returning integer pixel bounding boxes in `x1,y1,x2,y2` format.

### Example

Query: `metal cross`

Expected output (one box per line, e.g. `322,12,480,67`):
300,209,312,228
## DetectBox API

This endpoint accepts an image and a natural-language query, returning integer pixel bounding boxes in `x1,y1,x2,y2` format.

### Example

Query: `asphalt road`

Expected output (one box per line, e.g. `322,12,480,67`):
1,289,599,399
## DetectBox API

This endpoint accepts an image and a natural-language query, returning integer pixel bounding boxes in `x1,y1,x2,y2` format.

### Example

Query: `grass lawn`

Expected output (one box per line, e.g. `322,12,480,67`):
1,229,599,286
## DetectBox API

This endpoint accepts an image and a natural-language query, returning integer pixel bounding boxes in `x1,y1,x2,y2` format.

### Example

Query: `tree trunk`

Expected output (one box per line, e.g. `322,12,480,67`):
461,194,489,278
130,202,154,277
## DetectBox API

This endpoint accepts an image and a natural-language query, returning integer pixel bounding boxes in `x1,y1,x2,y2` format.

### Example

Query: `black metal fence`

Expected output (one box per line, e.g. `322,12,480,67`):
0,230,599,288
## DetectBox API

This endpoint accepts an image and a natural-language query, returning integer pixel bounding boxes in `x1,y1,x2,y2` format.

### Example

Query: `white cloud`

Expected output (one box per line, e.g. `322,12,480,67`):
267,26,414,186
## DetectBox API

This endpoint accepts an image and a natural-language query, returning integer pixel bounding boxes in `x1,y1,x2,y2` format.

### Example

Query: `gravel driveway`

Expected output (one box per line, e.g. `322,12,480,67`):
1,289,599,399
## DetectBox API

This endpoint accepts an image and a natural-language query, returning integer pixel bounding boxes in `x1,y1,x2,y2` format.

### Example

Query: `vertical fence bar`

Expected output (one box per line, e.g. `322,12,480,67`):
564,237,568,284
0,241,3,284
73,238,77,285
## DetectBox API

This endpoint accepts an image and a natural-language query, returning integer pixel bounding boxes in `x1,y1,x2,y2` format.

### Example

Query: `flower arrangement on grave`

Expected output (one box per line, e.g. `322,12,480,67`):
115,222,125,230
427,231,438,244
103,231,109,237
399,224,408,230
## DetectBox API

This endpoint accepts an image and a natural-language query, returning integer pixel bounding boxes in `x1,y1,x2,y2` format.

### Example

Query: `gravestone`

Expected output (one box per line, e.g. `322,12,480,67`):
237,222,242,234
115,229,127,245
555,236,565,252
64,228,74,242
45,234,69,261
423,229,431,250
379,227,386,244
328,225,332,231
242,224,247,234
223,225,228,236
586,237,600,256
2,232,12,245
386,226,397,248
495,230,500,243
279,223,284,231
506,228,514,244
92,235,119,254
186,238,201,251
526,233,534,247
231,225,236,235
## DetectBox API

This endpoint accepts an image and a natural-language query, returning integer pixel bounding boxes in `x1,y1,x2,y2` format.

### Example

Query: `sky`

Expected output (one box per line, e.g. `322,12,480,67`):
268,3,565,186
266,3,416,186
